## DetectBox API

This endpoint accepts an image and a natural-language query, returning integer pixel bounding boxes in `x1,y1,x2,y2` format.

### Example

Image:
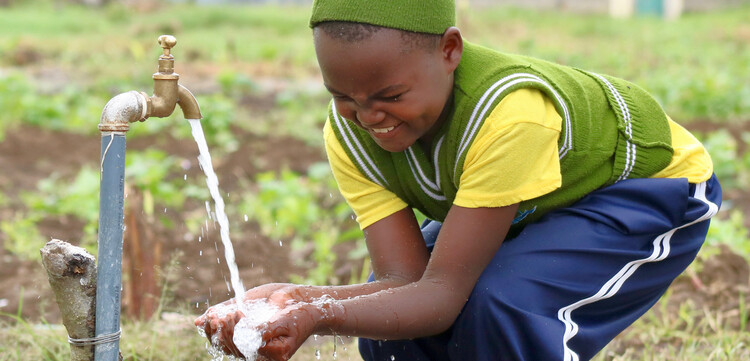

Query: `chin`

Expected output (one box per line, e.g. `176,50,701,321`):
374,139,412,153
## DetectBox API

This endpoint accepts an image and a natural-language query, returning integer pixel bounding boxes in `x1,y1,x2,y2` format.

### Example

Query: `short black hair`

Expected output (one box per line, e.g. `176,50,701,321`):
314,21,442,53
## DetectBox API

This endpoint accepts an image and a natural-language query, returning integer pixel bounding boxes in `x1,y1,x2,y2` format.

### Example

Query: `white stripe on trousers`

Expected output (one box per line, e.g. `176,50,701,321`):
557,180,719,361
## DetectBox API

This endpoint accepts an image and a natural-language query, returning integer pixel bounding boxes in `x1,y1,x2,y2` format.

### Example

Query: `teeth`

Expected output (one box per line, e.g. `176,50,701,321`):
372,126,394,134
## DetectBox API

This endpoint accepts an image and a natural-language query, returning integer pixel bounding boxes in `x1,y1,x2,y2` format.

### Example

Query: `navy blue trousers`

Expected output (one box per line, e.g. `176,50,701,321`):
359,175,721,361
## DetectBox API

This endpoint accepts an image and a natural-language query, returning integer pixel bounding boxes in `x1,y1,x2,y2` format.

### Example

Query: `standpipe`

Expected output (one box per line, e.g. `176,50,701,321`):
95,35,201,361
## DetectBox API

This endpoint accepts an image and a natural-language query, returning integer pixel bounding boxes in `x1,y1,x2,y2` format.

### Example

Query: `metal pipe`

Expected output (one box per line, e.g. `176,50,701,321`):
95,91,146,361
94,35,201,361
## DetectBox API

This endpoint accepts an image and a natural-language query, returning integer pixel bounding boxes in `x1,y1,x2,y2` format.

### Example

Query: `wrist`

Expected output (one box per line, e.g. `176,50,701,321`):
309,296,345,334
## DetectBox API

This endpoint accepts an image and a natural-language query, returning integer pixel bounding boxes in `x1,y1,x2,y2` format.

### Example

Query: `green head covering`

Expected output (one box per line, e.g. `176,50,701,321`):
309,0,456,35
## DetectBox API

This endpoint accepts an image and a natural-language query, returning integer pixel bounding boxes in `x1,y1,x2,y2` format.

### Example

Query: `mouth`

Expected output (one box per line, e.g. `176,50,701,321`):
371,126,395,134
367,124,401,139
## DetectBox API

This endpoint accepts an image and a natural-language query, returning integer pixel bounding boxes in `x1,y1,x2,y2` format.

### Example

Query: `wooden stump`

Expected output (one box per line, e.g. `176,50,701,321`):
40,239,97,361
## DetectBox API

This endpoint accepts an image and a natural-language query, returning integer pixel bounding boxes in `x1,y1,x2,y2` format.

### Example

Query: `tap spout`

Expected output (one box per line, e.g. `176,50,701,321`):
177,84,202,120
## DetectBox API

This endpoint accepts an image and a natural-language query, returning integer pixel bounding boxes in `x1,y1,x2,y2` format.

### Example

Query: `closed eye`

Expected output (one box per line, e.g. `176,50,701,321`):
380,94,403,103
333,94,352,101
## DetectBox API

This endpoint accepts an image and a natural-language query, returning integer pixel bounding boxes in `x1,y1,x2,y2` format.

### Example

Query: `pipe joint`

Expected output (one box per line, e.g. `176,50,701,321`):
98,91,148,133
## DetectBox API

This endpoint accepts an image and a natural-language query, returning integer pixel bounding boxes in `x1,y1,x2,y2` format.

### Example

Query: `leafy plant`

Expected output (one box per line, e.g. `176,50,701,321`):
698,129,750,192
268,87,331,147
0,213,45,261
15,167,101,258
706,210,750,257
3,151,208,260
239,162,363,285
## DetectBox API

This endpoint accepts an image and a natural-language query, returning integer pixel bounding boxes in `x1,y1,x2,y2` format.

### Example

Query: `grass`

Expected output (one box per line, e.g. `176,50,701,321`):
0,313,362,361
2,286,747,361
594,291,750,361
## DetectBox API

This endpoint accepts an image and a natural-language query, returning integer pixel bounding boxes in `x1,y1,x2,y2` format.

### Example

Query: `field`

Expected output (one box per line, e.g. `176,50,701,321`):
1,1,749,360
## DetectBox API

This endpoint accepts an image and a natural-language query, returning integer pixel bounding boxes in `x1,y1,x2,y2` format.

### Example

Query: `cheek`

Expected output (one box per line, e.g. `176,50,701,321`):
333,100,357,122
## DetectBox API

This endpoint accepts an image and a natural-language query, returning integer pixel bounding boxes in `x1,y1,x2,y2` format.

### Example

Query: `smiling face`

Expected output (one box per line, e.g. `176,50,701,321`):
314,25,463,152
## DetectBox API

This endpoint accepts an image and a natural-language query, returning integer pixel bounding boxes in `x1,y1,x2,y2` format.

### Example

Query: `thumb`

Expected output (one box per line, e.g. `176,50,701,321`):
259,336,293,361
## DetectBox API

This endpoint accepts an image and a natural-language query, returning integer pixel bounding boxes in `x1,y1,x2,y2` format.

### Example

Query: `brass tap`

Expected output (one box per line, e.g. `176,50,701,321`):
143,35,202,121
99,35,202,134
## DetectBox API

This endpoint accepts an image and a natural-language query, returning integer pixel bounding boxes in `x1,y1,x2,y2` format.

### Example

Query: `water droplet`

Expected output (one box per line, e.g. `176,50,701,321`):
199,250,203,256
315,349,321,359
391,356,395,361
244,214,248,222
184,174,187,180
279,240,283,247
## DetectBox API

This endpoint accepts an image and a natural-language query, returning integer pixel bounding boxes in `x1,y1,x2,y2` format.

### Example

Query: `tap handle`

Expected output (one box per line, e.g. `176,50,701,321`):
158,35,177,59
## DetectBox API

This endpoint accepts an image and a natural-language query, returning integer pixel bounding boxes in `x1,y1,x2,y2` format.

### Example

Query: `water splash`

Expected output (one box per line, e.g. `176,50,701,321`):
188,119,245,304
233,301,279,360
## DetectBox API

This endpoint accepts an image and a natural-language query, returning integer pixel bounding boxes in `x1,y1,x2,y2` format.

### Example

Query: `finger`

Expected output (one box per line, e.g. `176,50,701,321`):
195,309,213,328
259,337,293,361
209,318,222,339
224,315,242,357
234,309,246,322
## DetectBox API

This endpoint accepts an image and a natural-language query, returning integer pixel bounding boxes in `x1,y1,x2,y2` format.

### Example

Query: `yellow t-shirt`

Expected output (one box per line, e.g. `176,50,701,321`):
324,88,713,229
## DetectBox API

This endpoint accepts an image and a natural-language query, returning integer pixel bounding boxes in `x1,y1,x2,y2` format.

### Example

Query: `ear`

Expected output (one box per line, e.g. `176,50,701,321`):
439,27,463,72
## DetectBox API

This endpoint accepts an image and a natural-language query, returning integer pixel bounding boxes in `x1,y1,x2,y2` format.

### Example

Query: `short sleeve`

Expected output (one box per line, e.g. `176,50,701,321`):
324,119,408,229
650,116,713,183
454,88,563,208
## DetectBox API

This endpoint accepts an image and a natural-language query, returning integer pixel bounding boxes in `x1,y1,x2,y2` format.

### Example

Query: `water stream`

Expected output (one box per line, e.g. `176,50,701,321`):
188,118,245,304
189,119,282,361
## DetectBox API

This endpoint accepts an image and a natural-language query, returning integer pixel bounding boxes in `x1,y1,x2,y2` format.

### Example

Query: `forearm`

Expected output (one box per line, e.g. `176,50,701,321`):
315,276,465,340
285,276,416,304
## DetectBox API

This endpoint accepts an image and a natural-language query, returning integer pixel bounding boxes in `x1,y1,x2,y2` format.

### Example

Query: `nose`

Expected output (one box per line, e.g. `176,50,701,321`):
355,106,385,126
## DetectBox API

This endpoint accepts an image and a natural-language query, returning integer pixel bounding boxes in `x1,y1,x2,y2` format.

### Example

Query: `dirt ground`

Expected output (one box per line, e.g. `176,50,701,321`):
0,115,749,336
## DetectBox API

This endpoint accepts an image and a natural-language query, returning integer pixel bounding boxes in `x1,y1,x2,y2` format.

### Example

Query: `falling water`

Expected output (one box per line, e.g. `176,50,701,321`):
188,119,245,304
190,119,302,360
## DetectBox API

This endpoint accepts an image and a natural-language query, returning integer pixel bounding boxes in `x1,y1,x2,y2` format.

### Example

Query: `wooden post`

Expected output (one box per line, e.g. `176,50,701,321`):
610,0,635,18
123,186,161,320
664,0,684,20
40,239,97,361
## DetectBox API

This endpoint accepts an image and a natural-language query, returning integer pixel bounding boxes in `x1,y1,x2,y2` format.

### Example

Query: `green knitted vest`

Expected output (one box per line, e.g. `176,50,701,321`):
329,42,673,235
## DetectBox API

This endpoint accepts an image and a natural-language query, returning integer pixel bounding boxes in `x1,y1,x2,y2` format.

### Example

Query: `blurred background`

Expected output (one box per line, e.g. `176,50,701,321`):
0,0,749,360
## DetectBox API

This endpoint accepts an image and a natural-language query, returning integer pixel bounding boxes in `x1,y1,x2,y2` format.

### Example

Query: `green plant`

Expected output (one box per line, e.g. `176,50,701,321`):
0,73,34,141
239,162,363,285
0,213,45,261
705,210,750,257
11,167,101,259
697,130,749,191
268,88,331,147
3,153,208,260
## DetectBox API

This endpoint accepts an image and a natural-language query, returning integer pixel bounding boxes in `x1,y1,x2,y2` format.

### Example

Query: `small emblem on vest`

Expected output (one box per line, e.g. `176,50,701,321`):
512,206,537,225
